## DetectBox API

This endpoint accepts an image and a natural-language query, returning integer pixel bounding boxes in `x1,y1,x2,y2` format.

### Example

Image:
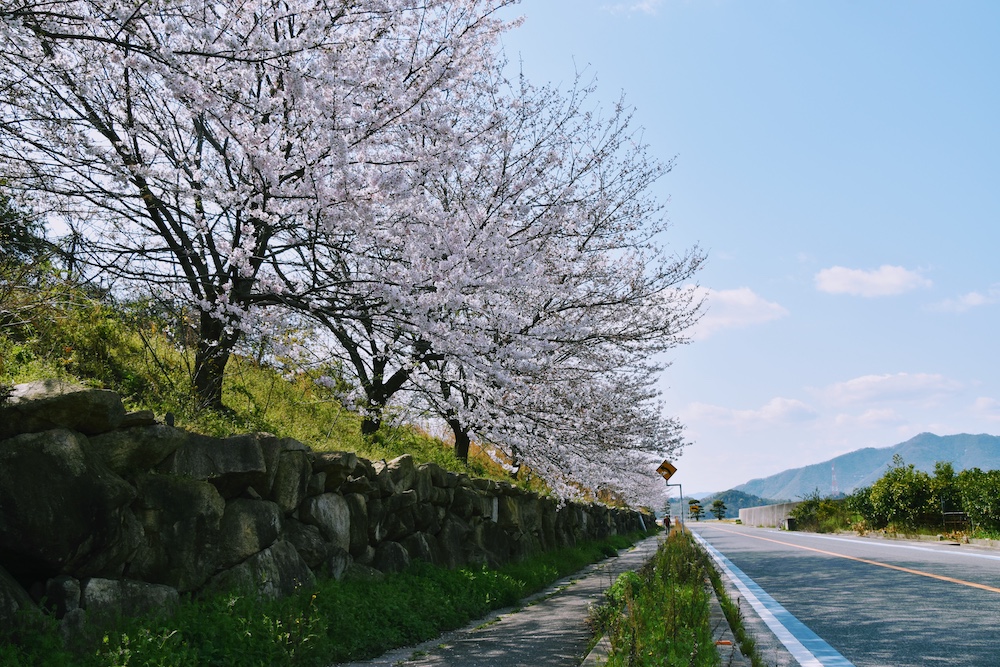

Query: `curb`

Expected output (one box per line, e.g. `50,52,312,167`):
707,577,751,667
579,634,610,667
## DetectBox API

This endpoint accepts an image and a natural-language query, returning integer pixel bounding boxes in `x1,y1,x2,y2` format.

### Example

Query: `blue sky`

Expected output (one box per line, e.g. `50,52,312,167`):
499,1,1000,494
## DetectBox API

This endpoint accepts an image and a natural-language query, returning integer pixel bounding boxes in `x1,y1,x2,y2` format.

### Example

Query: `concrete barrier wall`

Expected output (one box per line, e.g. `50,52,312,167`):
739,502,802,528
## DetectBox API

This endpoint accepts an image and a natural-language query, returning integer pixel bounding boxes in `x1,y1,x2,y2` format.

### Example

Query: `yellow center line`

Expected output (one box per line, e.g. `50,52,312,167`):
710,526,1000,595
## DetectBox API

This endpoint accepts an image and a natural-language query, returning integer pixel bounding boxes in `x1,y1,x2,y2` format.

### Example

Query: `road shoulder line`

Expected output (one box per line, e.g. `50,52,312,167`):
691,530,856,667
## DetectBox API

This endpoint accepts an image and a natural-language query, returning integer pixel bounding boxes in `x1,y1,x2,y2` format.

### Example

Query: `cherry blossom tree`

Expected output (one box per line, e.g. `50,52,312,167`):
404,75,702,482
296,68,701,457
2,0,699,504
287,69,702,501
0,0,515,408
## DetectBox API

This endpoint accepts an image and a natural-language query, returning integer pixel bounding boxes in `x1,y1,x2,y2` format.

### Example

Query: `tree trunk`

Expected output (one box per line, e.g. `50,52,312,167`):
361,413,381,438
448,418,471,463
193,311,232,411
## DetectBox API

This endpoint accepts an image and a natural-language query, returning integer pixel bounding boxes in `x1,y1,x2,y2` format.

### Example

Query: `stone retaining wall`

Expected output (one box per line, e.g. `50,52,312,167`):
0,379,653,631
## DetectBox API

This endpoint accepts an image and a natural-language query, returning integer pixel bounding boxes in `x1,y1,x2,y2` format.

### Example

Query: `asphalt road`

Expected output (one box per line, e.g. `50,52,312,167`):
690,523,1000,667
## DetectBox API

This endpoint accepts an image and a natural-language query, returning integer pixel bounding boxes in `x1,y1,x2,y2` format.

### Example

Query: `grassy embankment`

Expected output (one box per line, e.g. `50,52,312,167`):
592,527,769,667
0,272,523,484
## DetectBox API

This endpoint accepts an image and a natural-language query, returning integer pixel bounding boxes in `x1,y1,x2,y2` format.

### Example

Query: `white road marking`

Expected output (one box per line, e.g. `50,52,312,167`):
757,529,1000,562
691,530,856,667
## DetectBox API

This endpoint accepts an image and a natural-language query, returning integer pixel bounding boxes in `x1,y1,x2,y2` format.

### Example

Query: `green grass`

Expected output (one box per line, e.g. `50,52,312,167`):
591,528,769,667
0,272,524,486
0,532,653,667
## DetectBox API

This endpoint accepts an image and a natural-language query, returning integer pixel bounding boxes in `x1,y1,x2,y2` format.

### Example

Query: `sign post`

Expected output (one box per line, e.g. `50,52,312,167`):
657,461,684,525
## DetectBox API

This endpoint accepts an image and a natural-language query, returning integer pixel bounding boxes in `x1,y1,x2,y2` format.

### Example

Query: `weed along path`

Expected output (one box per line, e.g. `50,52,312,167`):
333,535,661,667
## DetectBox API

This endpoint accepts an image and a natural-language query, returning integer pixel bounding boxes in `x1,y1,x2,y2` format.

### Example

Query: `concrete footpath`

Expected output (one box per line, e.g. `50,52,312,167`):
333,535,662,667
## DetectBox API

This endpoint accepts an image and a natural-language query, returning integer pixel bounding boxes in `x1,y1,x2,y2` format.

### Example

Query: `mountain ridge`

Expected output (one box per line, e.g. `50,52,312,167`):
730,432,1000,501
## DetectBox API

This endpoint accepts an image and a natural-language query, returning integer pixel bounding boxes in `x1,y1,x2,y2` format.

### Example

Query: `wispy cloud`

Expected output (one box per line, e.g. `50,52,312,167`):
690,287,788,339
822,372,962,406
601,0,663,15
815,265,931,297
929,284,1000,313
685,397,818,427
834,408,906,428
972,397,1000,422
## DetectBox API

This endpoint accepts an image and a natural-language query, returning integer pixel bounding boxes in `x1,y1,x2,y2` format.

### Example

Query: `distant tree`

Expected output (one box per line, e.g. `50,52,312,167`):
868,455,933,529
956,468,1000,531
845,485,876,529
710,499,727,521
930,461,960,514
688,498,704,522
790,490,852,533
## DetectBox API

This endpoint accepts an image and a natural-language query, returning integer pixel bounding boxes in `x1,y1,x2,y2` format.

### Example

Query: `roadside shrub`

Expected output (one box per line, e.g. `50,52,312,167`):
930,461,961,514
845,486,876,532
867,455,934,530
790,491,851,533
956,468,1000,532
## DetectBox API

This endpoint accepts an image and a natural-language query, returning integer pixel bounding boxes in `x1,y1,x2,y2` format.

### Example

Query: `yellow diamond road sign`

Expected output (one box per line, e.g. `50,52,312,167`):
657,460,677,482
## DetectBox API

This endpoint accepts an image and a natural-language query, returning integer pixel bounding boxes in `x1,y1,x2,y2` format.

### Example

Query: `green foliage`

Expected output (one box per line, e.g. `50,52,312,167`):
845,486,876,531
930,461,960,513
0,610,78,667
866,455,934,530
789,491,852,533
687,499,704,521
709,499,727,521
598,530,719,667
848,458,983,534
1,534,650,667
955,468,1000,531
0,264,135,388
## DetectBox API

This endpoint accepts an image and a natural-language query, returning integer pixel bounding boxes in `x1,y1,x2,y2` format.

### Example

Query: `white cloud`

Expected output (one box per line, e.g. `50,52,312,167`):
971,397,1000,422
756,397,820,422
929,284,1000,313
834,408,906,428
601,0,663,15
823,372,963,406
814,265,931,297
690,287,788,339
685,397,818,427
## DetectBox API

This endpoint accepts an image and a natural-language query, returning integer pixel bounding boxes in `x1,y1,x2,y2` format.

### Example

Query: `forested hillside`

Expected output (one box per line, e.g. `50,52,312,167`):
698,489,789,519
733,433,1000,500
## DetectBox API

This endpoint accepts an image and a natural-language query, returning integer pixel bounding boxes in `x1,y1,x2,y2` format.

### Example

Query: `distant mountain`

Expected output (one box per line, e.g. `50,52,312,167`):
732,433,1000,501
699,490,790,519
